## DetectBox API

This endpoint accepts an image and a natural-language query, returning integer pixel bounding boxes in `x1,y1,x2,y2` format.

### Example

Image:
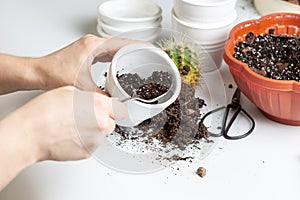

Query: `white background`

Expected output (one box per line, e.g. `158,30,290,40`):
0,0,300,200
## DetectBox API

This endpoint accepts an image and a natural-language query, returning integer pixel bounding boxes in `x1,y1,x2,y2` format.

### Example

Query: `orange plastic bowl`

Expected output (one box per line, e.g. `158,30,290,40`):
224,13,300,125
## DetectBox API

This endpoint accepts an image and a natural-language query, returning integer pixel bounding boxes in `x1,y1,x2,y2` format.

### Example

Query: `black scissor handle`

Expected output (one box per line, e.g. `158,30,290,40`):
222,104,255,140
199,106,226,138
200,104,255,140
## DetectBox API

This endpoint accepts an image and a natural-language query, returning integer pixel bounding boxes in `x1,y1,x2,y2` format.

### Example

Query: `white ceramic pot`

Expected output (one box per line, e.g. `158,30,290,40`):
97,24,161,43
96,24,111,38
98,0,162,29
105,43,181,127
99,19,162,37
172,9,236,44
198,40,226,51
97,17,162,34
174,0,237,23
206,47,224,70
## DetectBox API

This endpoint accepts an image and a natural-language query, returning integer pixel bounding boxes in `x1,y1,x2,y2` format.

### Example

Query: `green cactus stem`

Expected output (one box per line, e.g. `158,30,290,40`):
157,35,202,86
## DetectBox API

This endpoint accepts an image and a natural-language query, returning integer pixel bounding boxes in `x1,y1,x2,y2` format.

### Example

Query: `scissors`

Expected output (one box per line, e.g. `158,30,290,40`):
200,88,255,140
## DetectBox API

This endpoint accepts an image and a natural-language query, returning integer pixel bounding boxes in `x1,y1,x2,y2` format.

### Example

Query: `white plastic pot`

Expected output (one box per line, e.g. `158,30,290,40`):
171,9,237,44
105,43,181,127
174,0,237,23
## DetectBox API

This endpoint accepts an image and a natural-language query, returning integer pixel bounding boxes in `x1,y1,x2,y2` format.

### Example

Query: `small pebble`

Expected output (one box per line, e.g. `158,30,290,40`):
196,167,206,178
245,32,255,44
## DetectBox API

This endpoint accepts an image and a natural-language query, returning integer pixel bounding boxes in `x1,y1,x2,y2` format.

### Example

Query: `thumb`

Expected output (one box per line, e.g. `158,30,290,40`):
111,98,128,120
94,94,128,121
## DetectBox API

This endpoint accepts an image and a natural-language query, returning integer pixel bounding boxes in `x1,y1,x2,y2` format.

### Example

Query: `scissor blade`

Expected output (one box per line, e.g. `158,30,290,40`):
231,88,241,106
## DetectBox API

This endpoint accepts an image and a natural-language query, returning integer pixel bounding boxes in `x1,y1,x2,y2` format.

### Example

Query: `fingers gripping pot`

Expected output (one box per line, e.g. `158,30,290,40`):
105,43,181,127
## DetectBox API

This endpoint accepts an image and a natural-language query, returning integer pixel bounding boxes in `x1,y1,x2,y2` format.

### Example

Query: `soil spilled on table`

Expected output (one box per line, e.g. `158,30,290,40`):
111,70,210,162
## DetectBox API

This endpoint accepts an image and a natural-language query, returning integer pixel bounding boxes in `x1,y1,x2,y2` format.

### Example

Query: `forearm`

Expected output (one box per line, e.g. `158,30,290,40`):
0,114,38,191
0,54,43,94
0,36,142,94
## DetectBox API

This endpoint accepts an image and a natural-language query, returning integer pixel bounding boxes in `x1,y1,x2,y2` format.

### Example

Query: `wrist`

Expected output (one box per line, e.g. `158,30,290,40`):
33,55,75,91
26,57,48,90
0,54,46,94
9,56,52,91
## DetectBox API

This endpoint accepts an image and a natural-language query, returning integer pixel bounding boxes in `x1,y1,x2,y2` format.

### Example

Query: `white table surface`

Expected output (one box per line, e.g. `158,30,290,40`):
1,0,300,200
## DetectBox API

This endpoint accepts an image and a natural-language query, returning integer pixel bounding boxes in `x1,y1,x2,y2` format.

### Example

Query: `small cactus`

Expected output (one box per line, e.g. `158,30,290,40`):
157,35,202,86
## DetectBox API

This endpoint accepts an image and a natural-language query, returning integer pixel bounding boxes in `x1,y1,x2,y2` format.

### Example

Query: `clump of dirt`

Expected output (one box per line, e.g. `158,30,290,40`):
196,167,206,178
115,71,208,154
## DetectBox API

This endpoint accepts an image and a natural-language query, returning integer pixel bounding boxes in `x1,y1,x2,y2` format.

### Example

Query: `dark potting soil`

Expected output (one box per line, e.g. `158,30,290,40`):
234,31,300,81
115,71,208,151
117,71,172,99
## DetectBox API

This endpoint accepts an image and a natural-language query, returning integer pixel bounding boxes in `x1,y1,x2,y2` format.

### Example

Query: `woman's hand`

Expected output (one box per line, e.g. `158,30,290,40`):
10,86,125,160
0,34,144,94
0,86,127,189
36,35,143,92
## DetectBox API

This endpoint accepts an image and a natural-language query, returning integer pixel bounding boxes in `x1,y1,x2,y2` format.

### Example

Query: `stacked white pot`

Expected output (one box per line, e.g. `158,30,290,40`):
97,0,162,42
172,0,237,70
